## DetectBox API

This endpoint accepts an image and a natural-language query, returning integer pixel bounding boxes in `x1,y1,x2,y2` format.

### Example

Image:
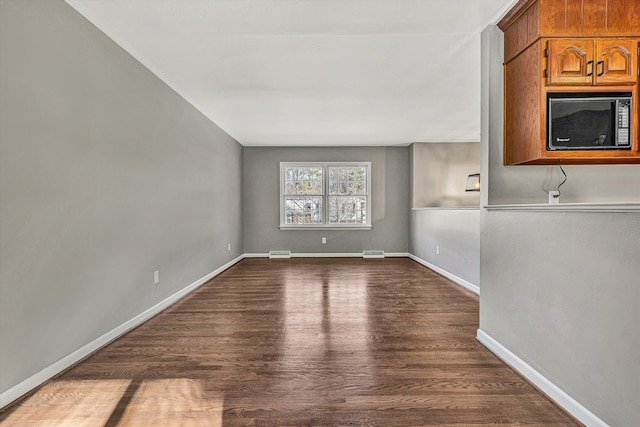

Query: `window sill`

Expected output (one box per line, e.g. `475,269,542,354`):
412,206,480,211
279,225,372,231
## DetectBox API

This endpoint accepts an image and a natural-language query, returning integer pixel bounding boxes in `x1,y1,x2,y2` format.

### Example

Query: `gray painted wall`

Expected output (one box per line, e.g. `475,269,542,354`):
409,143,480,288
409,209,479,287
412,142,480,208
243,147,409,254
0,0,243,395
480,25,640,426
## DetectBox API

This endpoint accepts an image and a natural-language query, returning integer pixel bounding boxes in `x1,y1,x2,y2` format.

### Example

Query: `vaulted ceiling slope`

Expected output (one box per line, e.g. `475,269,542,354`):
65,0,515,146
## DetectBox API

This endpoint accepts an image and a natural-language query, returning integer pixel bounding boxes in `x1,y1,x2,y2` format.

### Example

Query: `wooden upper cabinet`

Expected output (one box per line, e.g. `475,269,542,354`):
500,0,640,165
547,38,638,86
539,0,640,35
500,0,640,61
547,39,594,85
606,0,640,35
582,0,607,34
595,39,638,85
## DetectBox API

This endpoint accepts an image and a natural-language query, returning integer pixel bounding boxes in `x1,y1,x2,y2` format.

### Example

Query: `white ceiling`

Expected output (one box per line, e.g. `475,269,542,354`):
65,0,515,147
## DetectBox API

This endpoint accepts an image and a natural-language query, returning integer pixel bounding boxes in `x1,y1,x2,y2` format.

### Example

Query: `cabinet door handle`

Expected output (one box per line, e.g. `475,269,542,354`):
587,60,594,76
597,60,605,76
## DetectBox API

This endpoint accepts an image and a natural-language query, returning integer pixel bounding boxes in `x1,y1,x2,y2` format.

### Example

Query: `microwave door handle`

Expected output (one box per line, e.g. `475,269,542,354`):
587,60,594,76
597,60,605,76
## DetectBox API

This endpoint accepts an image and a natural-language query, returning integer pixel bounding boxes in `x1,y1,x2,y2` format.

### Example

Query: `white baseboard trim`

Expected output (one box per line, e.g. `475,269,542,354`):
476,329,608,427
379,252,409,258
407,254,479,295
241,252,410,258
294,252,362,258
243,253,269,258
0,254,245,409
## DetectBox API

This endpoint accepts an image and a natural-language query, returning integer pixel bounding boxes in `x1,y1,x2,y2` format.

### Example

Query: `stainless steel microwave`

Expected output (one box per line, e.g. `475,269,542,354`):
547,92,632,151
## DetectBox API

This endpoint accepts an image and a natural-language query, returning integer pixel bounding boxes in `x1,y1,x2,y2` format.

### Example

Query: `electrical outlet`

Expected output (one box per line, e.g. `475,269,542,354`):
436,246,440,255
549,190,560,204
322,237,326,244
154,270,160,284
227,243,231,251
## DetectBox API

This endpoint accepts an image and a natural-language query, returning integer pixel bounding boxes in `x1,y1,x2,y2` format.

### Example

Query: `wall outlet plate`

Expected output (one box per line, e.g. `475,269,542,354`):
549,190,560,204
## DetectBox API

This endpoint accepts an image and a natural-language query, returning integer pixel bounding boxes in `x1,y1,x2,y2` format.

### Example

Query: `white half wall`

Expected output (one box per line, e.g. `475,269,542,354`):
409,208,480,290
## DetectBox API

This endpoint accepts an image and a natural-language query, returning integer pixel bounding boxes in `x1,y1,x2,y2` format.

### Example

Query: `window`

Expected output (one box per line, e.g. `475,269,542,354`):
280,162,371,229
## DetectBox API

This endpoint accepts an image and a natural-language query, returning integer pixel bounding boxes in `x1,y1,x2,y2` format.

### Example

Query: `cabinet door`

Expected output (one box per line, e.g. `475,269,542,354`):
547,39,594,85
594,39,637,85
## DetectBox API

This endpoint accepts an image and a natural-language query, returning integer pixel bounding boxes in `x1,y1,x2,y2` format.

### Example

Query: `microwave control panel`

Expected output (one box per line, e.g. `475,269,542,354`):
616,100,631,147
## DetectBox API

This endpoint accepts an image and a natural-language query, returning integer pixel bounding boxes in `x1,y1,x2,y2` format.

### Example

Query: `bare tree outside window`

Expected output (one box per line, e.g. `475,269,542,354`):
328,166,367,224
283,167,323,225
280,162,371,229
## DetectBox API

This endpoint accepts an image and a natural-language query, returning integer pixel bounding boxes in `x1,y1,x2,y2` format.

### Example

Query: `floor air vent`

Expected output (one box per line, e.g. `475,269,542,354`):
363,250,385,259
269,250,292,259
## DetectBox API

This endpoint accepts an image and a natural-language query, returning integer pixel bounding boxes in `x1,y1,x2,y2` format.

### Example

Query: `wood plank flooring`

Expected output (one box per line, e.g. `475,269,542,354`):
0,258,581,426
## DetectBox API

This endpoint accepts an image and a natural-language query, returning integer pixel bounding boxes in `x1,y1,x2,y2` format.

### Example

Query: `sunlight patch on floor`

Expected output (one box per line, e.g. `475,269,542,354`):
117,378,224,426
3,379,132,426
3,378,224,426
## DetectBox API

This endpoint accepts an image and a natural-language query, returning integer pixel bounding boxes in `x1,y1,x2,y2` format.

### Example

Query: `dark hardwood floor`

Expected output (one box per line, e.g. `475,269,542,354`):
1,258,581,426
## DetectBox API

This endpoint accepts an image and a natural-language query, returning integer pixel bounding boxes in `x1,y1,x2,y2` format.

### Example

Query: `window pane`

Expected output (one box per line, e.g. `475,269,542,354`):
328,196,366,224
281,162,368,227
284,197,323,224
328,166,367,196
284,167,323,196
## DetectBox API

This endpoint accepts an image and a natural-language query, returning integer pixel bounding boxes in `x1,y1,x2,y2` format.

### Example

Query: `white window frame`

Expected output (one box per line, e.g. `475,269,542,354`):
279,162,372,230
